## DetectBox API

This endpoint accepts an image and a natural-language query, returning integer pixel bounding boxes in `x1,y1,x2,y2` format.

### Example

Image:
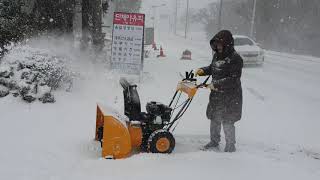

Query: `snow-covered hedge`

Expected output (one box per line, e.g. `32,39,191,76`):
0,45,75,103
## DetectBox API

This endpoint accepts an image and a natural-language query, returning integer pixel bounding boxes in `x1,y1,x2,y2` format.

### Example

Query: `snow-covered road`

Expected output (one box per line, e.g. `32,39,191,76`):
242,51,320,147
1,34,320,180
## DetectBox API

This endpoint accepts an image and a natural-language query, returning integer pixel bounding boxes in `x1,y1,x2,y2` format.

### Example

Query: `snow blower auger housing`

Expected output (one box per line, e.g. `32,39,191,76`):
95,71,210,159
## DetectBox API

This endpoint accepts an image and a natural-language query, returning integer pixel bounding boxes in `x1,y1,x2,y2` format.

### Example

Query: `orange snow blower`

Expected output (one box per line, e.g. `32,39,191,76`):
95,71,210,159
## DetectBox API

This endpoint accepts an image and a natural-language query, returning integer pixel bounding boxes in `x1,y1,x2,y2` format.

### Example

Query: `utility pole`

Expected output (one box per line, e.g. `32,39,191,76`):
250,0,257,38
91,0,104,52
218,0,223,31
82,0,90,49
152,4,166,39
73,0,82,47
152,7,156,29
184,0,189,39
174,0,178,35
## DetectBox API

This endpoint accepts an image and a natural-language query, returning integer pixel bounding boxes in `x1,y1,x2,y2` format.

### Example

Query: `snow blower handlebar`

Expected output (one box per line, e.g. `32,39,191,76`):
196,75,211,88
182,70,211,88
166,71,211,131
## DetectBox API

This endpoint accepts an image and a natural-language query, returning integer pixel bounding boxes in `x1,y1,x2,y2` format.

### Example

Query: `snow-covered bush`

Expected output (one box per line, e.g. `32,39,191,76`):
0,44,76,103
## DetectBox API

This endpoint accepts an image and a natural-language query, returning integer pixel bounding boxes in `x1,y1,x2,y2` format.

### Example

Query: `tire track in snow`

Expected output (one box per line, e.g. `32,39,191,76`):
267,51,320,63
242,64,320,103
265,56,320,78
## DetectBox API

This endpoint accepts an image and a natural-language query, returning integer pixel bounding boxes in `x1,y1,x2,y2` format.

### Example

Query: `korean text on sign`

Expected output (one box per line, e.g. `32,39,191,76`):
111,12,145,75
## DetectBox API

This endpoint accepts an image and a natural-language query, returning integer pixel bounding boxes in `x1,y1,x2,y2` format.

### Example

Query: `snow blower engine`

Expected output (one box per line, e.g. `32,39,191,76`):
95,71,210,159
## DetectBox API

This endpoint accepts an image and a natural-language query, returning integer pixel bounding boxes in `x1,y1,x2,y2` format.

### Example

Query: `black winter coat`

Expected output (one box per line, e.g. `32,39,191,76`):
201,50,243,122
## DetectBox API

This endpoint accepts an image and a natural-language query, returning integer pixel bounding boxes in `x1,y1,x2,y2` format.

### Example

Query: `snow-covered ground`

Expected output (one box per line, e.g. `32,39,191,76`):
1,34,320,180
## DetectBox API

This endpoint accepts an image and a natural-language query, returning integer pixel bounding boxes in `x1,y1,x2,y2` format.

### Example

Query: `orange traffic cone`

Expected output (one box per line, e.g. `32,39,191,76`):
157,46,166,58
181,49,192,60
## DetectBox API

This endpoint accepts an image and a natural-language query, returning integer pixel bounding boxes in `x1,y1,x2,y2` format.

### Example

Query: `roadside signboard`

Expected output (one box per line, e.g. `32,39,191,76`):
111,12,145,75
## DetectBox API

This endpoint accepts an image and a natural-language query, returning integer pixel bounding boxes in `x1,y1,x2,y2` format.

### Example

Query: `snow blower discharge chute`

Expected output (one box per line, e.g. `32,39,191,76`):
95,71,210,159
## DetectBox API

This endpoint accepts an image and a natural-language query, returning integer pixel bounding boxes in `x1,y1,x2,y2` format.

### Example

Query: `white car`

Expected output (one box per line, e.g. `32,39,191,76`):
233,35,264,66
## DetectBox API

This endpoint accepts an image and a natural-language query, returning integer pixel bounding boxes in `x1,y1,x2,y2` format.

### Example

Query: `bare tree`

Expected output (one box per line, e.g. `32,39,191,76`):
235,0,320,56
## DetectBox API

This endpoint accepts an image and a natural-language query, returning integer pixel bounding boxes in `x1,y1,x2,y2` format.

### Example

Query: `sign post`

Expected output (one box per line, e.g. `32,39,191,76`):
111,12,145,75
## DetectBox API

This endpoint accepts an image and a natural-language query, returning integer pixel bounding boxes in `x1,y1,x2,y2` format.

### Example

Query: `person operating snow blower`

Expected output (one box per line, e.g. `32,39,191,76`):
196,30,243,152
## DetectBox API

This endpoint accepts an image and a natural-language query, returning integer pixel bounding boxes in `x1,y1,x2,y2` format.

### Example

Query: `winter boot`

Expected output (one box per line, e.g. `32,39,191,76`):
224,144,236,152
202,141,219,150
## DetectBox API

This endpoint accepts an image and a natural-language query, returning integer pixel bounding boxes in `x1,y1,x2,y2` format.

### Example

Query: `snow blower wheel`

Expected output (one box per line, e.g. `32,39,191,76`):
148,130,175,154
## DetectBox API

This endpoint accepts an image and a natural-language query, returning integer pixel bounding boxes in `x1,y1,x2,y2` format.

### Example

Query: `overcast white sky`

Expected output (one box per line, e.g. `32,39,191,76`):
141,0,217,16
140,0,217,28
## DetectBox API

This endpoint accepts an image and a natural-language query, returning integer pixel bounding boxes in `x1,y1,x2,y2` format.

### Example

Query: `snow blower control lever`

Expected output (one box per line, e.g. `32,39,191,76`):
167,71,210,131
183,70,197,82
95,71,210,159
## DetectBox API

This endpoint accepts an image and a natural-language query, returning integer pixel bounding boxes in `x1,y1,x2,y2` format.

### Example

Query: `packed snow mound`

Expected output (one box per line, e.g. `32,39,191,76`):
0,45,76,103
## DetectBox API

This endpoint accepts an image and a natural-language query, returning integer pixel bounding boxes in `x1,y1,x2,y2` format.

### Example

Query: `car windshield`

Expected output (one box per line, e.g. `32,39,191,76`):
234,37,254,46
